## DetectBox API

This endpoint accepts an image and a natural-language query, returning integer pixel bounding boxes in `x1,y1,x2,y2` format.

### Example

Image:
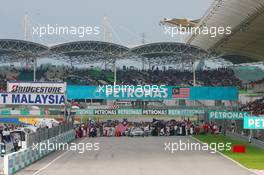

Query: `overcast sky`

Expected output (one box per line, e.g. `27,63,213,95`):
0,0,213,46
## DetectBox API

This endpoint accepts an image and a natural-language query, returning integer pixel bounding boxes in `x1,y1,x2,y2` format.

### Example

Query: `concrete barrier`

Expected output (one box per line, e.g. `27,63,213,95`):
3,130,75,175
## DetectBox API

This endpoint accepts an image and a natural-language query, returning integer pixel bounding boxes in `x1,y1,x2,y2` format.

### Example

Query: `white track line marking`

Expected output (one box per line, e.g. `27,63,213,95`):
191,136,258,175
32,149,70,175
32,137,87,175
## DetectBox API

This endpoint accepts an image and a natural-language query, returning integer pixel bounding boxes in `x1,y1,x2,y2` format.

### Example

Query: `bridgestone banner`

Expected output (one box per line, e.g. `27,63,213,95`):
7,82,66,94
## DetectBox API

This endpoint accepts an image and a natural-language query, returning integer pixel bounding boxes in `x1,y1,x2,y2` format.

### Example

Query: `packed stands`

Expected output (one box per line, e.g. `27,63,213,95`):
0,74,7,92
240,97,264,116
0,65,243,91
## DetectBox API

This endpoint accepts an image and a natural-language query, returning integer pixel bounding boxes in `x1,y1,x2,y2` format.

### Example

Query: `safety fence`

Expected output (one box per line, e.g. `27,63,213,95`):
26,123,73,147
3,129,75,175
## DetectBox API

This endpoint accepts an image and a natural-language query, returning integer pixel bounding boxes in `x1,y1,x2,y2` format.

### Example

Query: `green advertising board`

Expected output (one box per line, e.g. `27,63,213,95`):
117,109,142,115
0,109,11,115
75,109,94,115
74,108,205,116
208,110,248,120
244,116,264,129
169,109,205,116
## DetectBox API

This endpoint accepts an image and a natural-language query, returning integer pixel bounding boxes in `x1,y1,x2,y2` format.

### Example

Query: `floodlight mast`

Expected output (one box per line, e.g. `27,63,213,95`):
33,57,37,82
23,14,33,41
24,14,37,81
193,61,196,87
102,15,116,85
113,59,117,86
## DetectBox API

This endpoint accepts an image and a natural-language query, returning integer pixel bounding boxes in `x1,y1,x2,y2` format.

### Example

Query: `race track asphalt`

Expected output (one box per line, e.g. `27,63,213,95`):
16,136,255,175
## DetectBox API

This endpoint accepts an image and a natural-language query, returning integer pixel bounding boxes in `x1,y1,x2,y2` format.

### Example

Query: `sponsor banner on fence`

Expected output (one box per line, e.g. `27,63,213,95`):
7,82,66,94
94,109,117,115
169,109,205,116
117,109,142,115
244,116,264,129
208,110,248,120
0,108,11,115
74,109,205,116
75,109,94,115
0,108,46,116
75,109,142,116
142,109,168,115
0,93,65,106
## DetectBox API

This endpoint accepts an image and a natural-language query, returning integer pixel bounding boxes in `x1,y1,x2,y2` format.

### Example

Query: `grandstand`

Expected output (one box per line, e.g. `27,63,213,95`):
0,39,263,111
185,1,264,63
0,66,243,87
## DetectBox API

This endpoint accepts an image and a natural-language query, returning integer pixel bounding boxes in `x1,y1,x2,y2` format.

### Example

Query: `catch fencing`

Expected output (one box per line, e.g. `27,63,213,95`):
26,123,73,148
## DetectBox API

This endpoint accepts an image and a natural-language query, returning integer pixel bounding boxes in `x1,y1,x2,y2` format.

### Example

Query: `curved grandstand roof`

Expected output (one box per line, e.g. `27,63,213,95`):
0,40,210,64
0,39,48,63
49,41,129,64
130,42,209,64
222,55,261,64
186,0,264,63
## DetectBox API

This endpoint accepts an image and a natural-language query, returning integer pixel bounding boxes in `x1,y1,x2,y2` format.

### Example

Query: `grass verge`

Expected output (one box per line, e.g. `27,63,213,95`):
193,134,264,170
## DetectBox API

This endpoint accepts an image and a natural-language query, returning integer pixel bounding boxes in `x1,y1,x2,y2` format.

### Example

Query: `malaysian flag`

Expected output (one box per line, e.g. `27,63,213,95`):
172,87,190,99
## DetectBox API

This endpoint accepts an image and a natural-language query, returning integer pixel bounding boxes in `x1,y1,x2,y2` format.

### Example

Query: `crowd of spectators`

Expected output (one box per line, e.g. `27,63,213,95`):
3,65,263,116
250,77,264,86
0,66,243,91
116,68,242,87
240,97,264,115
0,74,8,92
75,119,221,138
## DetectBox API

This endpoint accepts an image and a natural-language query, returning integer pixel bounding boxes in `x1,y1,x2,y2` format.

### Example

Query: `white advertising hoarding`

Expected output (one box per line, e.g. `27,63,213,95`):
0,93,65,106
7,82,66,94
